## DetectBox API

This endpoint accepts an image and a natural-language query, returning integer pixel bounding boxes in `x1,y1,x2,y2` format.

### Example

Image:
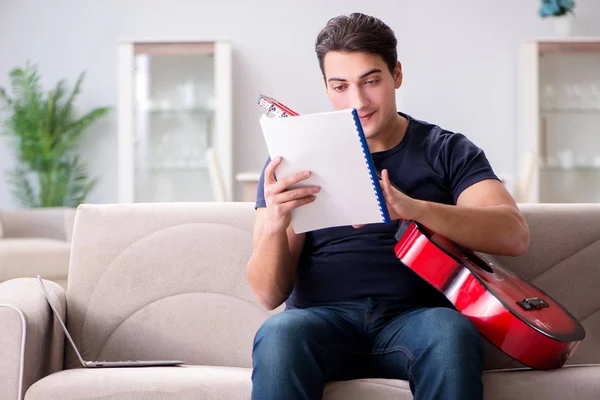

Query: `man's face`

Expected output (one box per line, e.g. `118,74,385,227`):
323,51,402,139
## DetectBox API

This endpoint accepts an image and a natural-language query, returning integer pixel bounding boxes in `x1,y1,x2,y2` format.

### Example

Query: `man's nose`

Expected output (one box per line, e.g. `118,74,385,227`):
350,87,370,110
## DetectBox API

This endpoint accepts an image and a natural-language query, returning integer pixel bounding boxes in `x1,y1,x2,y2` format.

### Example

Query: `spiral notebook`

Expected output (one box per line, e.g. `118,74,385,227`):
259,108,390,233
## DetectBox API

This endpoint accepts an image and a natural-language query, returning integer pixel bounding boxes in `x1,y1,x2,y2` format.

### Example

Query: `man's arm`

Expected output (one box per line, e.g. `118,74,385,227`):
380,170,530,257
247,208,306,310
246,156,319,310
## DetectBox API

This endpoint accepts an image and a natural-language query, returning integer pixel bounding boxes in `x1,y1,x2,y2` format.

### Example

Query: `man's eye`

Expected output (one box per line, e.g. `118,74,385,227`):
333,86,346,92
365,79,379,85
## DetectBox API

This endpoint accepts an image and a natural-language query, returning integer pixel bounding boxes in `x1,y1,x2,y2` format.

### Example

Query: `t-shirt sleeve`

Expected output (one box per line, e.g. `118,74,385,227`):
255,157,271,209
438,133,500,204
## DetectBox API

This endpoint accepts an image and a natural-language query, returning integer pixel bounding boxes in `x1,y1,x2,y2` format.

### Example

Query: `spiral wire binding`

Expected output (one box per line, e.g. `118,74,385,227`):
350,109,390,223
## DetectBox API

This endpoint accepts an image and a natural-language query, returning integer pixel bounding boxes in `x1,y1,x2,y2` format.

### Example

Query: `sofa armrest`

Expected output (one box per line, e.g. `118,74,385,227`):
0,208,76,242
0,278,66,400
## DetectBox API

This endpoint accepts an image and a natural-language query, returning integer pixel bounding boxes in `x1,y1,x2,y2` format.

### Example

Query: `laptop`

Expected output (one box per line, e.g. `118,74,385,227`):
37,275,184,368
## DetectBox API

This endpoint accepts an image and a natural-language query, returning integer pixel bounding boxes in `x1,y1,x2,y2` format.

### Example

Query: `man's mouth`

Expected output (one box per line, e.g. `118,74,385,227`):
359,111,376,123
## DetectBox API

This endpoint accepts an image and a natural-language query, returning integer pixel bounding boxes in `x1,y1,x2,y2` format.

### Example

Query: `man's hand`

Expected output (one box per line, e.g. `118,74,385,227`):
352,169,422,228
264,156,321,233
379,169,423,222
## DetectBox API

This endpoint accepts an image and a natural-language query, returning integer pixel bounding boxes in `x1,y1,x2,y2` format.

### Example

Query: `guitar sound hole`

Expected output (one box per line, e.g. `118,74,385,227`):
464,251,494,274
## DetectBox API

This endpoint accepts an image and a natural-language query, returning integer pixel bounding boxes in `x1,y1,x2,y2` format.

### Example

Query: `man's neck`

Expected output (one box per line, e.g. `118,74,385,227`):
368,112,408,153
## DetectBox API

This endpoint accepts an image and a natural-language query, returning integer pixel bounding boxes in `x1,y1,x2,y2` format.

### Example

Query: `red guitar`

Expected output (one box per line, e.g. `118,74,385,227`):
257,94,586,370
393,220,585,370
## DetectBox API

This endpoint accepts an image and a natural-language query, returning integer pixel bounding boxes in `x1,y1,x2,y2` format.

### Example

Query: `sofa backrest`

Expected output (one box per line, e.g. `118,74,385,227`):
491,203,600,369
0,207,75,241
64,202,269,369
64,202,600,370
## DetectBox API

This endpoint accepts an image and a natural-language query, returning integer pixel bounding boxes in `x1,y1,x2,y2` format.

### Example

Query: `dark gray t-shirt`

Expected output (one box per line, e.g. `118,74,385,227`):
255,112,500,309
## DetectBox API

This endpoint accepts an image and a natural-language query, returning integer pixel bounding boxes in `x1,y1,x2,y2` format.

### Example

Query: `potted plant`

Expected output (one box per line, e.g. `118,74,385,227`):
0,63,110,208
539,0,576,36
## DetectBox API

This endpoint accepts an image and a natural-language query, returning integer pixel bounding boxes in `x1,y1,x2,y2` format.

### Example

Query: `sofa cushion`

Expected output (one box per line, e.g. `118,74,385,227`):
22,364,600,400
0,239,71,281
325,365,600,400
482,365,600,400
24,365,252,400
324,378,412,399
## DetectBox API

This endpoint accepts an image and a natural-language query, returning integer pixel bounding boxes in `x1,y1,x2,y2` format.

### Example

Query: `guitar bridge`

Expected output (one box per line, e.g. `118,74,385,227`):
517,297,549,311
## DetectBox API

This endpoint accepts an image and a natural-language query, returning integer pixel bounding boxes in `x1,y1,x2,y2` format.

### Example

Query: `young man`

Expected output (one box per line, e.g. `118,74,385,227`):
247,12,530,400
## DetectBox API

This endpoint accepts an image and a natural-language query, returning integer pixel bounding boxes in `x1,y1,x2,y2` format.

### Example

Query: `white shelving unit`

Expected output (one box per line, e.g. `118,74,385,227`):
516,37,600,203
117,38,233,203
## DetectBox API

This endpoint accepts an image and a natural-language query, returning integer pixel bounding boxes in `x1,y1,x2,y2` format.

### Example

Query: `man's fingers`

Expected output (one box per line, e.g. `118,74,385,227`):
379,169,390,195
382,169,390,185
282,170,311,188
276,185,320,203
276,195,317,215
264,156,312,191
264,156,282,185
270,169,312,194
382,169,399,197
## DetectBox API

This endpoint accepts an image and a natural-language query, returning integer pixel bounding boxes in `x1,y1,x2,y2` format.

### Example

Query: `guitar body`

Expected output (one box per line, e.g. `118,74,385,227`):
393,220,586,370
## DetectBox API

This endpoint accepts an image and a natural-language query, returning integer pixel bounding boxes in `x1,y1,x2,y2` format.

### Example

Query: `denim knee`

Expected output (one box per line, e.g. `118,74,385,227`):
408,308,484,400
419,308,483,361
252,310,336,400
252,310,322,369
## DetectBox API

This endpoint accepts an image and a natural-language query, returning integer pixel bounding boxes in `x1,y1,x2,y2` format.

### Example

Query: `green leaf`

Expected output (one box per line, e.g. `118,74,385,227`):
60,155,97,207
53,106,111,158
6,167,39,208
0,63,110,208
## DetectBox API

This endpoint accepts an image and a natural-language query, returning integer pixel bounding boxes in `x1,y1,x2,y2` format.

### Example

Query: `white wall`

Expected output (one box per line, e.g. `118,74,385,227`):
1,0,599,208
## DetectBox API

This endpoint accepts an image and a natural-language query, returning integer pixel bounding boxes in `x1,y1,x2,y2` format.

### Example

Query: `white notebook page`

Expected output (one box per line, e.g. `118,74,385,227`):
259,108,387,233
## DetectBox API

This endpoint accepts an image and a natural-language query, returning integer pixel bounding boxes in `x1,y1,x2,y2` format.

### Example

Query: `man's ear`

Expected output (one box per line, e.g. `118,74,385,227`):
394,61,403,89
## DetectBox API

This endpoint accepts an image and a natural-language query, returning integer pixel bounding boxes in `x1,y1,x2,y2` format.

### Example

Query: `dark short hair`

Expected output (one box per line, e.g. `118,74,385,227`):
315,13,398,76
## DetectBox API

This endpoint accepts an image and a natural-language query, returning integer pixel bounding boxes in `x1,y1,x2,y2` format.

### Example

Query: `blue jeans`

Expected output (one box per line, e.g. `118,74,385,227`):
251,298,483,400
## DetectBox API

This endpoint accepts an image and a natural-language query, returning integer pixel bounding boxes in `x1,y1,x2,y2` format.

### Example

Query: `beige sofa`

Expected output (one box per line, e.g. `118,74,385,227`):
1,202,600,400
0,208,75,290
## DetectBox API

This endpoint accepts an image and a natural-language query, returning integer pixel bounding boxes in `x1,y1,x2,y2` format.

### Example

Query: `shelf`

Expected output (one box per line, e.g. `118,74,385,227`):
540,108,600,115
536,39,600,54
136,165,208,172
236,171,261,182
540,166,600,172
137,108,214,114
